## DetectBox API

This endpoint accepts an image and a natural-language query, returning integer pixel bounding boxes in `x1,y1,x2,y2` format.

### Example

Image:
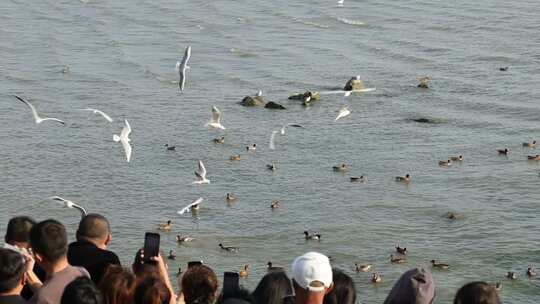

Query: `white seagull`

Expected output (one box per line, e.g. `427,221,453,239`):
14,95,65,125
178,197,204,215
337,0,344,6
269,130,278,150
113,119,132,162
205,106,226,130
280,123,305,135
175,46,192,92
80,108,113,123
49,196,87,218
335,106,351,121
256,90,263,97
193,160,210,184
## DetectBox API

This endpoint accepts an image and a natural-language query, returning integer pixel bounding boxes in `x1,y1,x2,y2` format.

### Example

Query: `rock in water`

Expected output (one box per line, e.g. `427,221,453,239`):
239,96,266,107
264,101,286,109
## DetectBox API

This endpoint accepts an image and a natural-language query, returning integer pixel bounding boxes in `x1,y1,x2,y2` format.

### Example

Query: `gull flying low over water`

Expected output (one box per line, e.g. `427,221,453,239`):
80,108,113,123
205,106,226,130
49,196,87,218
178,197,204,215
280,123,305,135
14,95,65,125
335,106,351,121
113,119,132,162
175,46,191,92
193,160,210,184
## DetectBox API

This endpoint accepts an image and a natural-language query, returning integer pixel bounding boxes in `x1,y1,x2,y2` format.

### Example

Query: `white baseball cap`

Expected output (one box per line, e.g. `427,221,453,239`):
291,252,333,292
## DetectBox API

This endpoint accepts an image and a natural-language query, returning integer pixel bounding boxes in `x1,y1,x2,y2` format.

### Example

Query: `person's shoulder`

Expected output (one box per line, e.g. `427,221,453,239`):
101,248,121,264
0,295,28,304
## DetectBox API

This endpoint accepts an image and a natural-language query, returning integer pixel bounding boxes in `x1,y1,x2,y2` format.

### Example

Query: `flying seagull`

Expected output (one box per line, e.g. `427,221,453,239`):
205,106,226,130
49,196,87,218
178,197,204,215
113,119,132,162
193,160,210,184
335,106,351,121
175,46,191,92
13,95,65,125
80,108,113,123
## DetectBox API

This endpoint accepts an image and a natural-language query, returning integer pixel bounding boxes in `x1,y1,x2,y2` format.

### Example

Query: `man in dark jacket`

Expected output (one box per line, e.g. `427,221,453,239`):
0,248,27,304
67,214,120,284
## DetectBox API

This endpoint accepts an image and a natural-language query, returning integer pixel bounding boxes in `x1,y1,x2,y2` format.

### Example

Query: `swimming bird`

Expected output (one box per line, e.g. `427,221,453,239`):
246,144,257,151
193,160,210,184
371,273,382,283
178,197,204,215
431,260,449,269
49,196,87,218
333,163,348,172
523,140,537,148
304,231,321,241
497,148,509,155
164,144,176,151
350,176,367,182
80,108,113,123
335,106,351,121
417,76,431,89
337,0,344,6
355,263,371,272
230,154,241,161
14,95,65,125
395,174,411,183
395,244,407,255
267,262,283,272
527,266,537,277
213,136,225,144
390,255,406,263
239,265,250,278
507,272,517,280
269,130,278,150
445,212,463,220
113,119,132,162
176,235,195,243
157,220,172,231
62,65,71,74
175,46,191,91
267,162,277,171
499,67,508,71
205,106,226,130
439,159,452,166
168,250,176,260
450,155,464,161
271,200,280,209
226,193,237,202
219,243,239,253
527,155,540,160
280,123,305,135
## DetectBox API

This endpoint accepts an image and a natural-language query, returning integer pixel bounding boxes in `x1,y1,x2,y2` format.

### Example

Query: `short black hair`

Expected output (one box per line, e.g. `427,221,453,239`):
30,219,68,262
5,216,36,244
61,276,104,304
76,214,110,241
0,248,25,293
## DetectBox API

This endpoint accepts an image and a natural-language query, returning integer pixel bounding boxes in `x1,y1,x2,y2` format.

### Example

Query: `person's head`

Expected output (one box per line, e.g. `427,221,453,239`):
4,216,36,248
29,219,68,268
76,214,112,249
323,269,356,304
0,248,26,296
98,265,136,304
218,287,252,304
61,276,104,304
453,281,500,304
252,271,295,304
132,248,159,278
291,252,333,304
383,268,435,304
134,275,171,304
181,265,219,304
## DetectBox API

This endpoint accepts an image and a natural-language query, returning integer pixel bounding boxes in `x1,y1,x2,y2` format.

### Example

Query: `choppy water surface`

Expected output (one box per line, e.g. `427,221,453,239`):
1,0,540,302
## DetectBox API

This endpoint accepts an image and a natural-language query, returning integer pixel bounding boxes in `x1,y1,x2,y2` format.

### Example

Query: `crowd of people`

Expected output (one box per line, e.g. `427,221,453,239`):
1,214,503,304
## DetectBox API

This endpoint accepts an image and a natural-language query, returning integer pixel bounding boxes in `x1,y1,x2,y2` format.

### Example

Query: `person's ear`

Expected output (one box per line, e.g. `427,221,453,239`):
105,233,112,246
324,283,334,295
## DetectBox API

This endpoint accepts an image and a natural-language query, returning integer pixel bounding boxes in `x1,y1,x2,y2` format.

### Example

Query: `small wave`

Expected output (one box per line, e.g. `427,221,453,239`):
336,17,365,26
229,48,258,58
290,16,330,29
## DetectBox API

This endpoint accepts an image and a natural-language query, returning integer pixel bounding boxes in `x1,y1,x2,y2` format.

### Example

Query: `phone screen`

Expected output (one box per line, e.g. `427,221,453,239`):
143,232,160,260
188,261,203,268
222,272,240,298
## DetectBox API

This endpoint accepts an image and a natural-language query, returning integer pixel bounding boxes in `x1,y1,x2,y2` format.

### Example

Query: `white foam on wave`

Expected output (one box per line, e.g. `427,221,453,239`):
337,17,365,26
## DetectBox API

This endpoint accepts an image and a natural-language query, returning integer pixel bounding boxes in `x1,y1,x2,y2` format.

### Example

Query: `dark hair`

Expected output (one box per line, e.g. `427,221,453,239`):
0,248,26,293
134,276,171,304
61,276,104,304
132,248,159,277
29,219,68,263
323,269,356,304
252,271,295,304
98,265,136,304
77,214,110,241
454,281,501,304
219,287,252,304
181,265,219,304
5,216,36,244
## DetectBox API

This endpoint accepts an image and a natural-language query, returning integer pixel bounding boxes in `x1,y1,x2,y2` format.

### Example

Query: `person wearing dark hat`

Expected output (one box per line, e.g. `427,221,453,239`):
383,268,435,304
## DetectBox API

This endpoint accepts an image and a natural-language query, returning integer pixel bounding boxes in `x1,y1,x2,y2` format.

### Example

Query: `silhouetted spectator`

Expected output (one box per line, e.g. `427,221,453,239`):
383,268,435,304
0,248,27,304
291,252,333,304
134,276,172,304
323,269,356,304
181,265,219,304
454,281,500,304
98,265,136,304
61,276,104,304
252,271,295,304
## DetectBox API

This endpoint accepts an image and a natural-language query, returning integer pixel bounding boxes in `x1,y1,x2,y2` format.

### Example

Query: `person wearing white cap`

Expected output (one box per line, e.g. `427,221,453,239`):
291,252,333,304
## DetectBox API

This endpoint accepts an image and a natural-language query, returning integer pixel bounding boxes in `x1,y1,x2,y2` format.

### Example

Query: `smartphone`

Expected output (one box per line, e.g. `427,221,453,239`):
143,232,160,261
222,272,240,298
188,261,203,268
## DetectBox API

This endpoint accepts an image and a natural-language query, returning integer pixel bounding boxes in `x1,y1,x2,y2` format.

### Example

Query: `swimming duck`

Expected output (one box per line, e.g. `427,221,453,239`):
497,148,509,155
304,231,321,241
499,67,508,71
164,144,176,151
333,163,348,172
62,65,71,74
267,162,277,171
439,159,452,166
507,271,517,280
176,235,195,243
270,200,280,209
417,76,431,89
450,155,464,161
395,244,407,255
230,154,241,161
527,266,537,277
267,262,284,272
168,250,176,260
157,220,172,231
239,265,250,278
445,212,463,220
390,254,406,263
213,136,225,144
246,144,257,151
355,263,372,272
431,260,449,269
219,243,239,253
350,176,367,182
523,140,536,148
226,193,237,202
371,273,382,283
395,174,411,183
527,155,540,160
